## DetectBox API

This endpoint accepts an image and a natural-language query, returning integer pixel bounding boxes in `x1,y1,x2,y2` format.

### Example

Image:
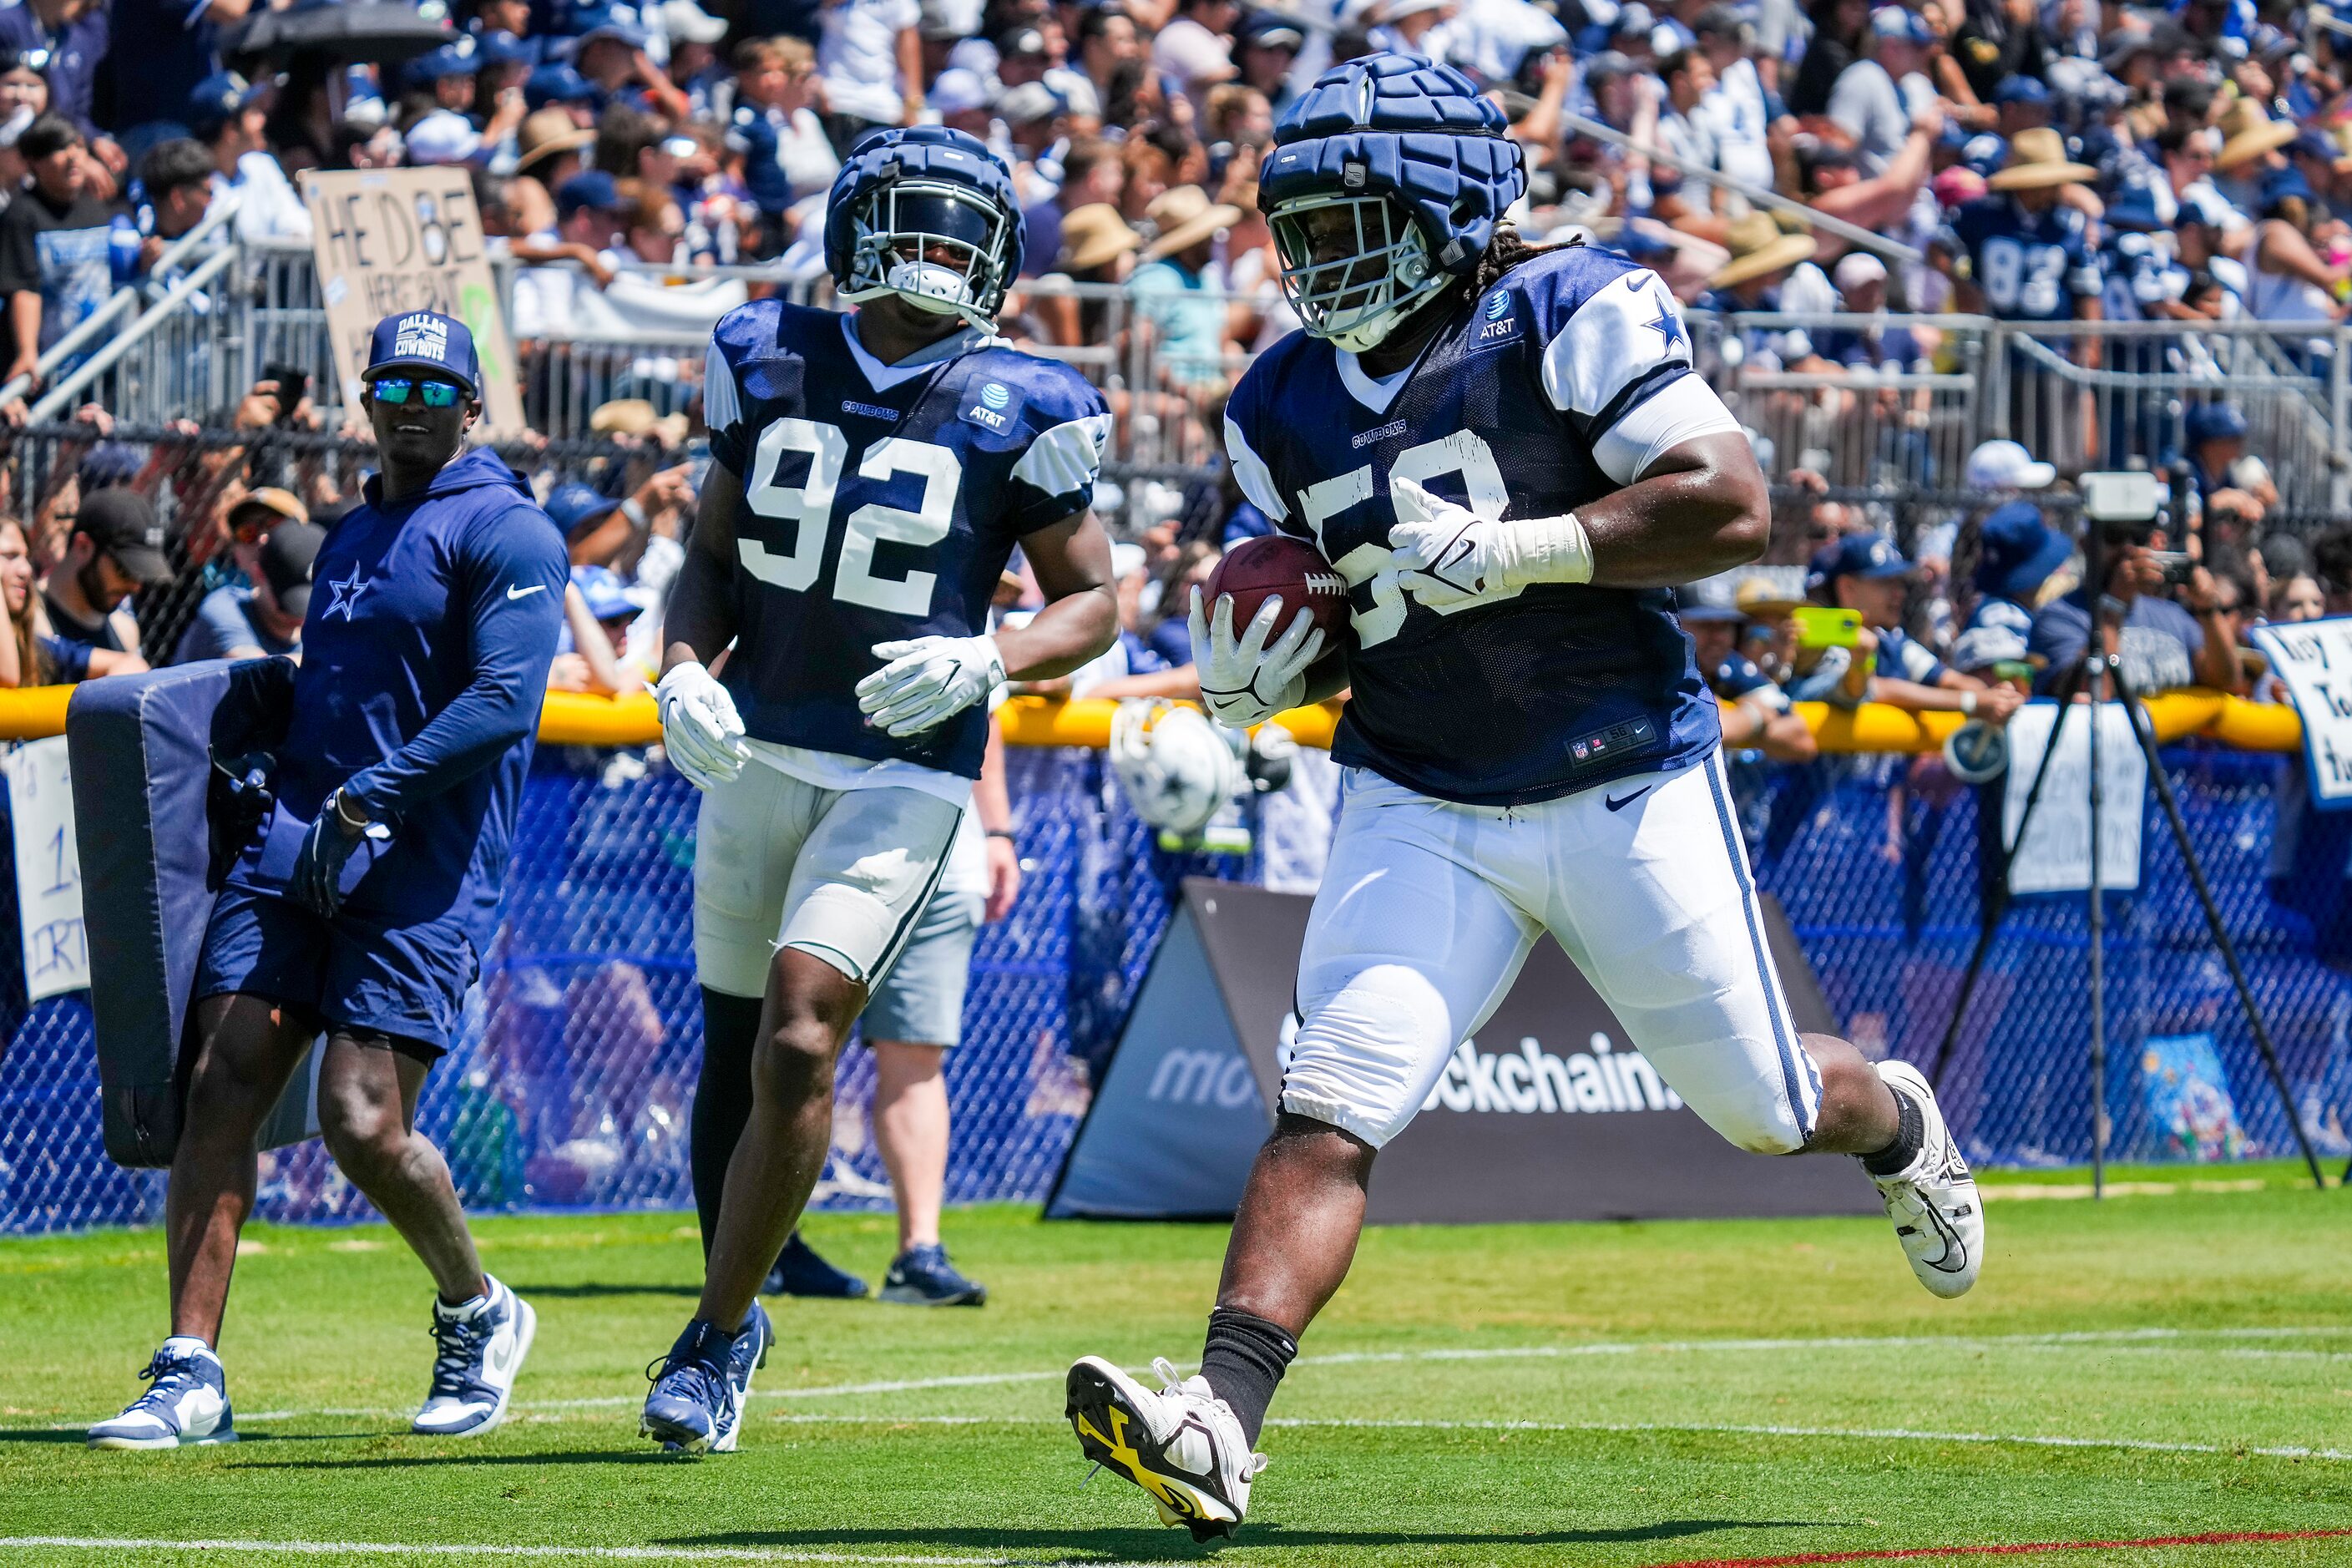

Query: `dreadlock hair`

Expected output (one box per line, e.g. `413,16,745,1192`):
1463,225,1567,303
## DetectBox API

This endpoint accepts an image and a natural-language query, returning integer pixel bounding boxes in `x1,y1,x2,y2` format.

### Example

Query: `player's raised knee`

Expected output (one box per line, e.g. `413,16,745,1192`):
1679,1076,1811,1156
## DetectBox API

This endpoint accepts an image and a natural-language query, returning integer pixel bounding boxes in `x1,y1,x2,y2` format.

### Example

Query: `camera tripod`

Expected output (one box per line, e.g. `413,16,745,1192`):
1925,552,2325,1196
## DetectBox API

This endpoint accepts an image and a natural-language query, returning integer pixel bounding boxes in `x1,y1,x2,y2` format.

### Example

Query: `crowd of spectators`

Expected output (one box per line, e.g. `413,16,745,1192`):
0,0,2341,740
1677,424,2352,776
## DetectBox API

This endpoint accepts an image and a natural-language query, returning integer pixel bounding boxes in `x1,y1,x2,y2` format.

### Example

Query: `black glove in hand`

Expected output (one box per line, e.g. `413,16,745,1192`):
206,751,276,885
290,789,365,919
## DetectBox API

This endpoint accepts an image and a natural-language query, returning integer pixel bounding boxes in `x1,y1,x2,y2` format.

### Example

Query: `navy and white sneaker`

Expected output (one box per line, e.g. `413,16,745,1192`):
712,1302,772,1454
880,1244,987,1307
412,1276,536,1437
641,1318,738,1455
762,1232,868,1298
88,1338,237,1450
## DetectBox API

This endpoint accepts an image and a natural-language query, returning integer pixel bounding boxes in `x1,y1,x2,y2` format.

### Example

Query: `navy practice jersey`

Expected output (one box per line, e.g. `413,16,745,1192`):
240,446,568,938
1225,243,1742,807
705,301,1109,779
1943,196,2101,322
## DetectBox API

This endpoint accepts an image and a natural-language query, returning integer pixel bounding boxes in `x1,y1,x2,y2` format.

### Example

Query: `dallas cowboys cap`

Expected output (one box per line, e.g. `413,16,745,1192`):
363,310,480,398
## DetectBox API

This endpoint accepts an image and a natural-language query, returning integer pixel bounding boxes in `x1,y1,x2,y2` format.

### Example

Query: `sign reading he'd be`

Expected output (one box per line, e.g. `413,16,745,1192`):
298,166,526,439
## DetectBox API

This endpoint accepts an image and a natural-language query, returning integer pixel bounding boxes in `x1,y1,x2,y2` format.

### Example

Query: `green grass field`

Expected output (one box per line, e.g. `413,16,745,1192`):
3,1161,2350,1567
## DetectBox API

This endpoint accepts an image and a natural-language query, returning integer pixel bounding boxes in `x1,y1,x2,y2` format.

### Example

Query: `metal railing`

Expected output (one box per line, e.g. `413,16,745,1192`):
43,236,2352,533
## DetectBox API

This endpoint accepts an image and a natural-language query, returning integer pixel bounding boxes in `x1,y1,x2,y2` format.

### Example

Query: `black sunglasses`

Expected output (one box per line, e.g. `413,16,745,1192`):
370,376,465,407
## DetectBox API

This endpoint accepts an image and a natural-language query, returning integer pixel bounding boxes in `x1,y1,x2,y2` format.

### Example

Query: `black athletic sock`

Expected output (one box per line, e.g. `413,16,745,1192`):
1200,1307,1297,1447
690,988,766,1258
1861,1086,1925,1176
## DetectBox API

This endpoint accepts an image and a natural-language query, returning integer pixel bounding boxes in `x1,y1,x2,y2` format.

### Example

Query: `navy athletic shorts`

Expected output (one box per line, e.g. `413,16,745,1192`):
193,883,481,1062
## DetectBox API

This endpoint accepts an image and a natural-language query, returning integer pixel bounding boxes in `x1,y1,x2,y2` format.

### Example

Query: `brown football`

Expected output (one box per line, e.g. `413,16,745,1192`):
1201,534,1351,646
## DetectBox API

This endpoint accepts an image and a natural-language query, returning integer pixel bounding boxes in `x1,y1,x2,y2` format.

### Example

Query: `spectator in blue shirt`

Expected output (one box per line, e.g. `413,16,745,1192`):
1681,577,1817,762
174,519,321,665
0,0,116,175
1128,185,1241,389
1950,498,2068,684
1793,531,2021,722
2030,518,2243,696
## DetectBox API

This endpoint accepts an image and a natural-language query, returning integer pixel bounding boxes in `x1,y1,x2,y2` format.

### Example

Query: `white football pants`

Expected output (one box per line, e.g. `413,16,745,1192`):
1282,751,1823,1154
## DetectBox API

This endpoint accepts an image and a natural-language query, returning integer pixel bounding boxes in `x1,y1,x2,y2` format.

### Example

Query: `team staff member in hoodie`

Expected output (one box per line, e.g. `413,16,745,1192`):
89,312,567,1453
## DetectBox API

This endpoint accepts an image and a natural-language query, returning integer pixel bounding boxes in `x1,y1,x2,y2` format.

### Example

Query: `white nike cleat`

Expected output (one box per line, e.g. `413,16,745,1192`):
1868,1060,1983,1298
411,1276,536,1437
88,1339,237,1449
1066,1356,1267,1541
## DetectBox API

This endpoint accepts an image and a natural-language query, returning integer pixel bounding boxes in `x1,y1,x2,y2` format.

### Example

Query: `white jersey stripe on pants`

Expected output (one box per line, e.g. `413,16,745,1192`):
1279,751,1821,1155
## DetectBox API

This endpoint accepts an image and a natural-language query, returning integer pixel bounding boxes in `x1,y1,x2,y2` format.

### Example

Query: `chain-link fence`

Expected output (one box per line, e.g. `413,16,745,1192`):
0,742,1257,1232
3,736,2349,1234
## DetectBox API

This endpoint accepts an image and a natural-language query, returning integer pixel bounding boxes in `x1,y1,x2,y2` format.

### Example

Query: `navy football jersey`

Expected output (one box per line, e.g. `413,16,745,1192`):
1224,243,1741,807
2100,230,2189,324
1943,197,2101,322
704,301,1109,779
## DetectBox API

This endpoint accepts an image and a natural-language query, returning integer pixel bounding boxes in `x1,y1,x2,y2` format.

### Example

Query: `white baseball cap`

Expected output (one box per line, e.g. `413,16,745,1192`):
1833,251,1887,291
403,109,481,166
1964,438,2056,491
660,0,728,43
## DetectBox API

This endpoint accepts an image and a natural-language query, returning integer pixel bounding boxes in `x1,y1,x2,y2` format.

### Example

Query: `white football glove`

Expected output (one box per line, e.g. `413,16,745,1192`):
656,660,748,791
1386,474,1592,614
1191,586,1325,729
857,635,1006,736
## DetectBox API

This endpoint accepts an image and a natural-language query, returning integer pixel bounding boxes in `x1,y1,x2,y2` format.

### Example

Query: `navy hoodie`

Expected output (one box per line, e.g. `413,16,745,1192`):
235,447,567,937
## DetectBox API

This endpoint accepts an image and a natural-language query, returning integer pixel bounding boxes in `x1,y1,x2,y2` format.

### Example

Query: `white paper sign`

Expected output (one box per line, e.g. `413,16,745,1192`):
2001,701,2146,895
2250,618,2352,809
6,736,87,999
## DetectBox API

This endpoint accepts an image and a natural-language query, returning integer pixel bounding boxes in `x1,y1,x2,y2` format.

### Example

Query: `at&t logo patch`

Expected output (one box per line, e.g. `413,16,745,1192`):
963,378,1021,432
1474,291,1518,345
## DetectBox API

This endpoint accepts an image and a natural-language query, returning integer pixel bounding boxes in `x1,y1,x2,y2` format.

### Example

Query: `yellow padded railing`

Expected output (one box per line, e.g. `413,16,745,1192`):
0,685,2305,751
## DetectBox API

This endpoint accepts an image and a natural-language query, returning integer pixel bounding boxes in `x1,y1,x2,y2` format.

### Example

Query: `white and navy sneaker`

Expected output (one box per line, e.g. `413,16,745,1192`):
1868,1060,1983,1298
411,1276,536,1437
640,1318,737,1455
711,1302,771,1454
880,1244,987,1307
89,1339,238,1449
1066,1356,1267,1541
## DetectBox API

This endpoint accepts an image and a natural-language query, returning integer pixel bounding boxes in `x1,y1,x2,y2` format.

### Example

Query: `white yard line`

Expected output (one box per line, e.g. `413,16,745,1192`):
18,1325,2352,1433
0,1539,1021,1565
759,1410,2352,1464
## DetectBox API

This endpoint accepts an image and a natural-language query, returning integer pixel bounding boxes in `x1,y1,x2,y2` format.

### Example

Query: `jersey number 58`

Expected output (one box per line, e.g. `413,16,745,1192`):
1296,428,1509,649
737,417,959,616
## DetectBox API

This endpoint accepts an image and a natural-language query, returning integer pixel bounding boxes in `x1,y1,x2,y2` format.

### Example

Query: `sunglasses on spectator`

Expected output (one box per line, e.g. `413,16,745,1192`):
370,377,466,407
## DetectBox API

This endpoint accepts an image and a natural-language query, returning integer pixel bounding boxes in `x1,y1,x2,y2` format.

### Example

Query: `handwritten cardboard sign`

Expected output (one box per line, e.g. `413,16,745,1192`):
299,166,526,439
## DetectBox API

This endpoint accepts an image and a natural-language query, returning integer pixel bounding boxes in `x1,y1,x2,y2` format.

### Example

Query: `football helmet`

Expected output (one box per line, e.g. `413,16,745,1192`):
1260,53,1527,352
824,125,1023,333
1109,700,1244,840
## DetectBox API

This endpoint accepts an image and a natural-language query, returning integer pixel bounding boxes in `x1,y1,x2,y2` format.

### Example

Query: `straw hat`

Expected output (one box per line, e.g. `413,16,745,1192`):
1141,185,1243,262
1708,211,1818,290
516,107,594,175
591,397,690,447
1060,202,1143,272
2214,97,2298,172
1986,127,2097,190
